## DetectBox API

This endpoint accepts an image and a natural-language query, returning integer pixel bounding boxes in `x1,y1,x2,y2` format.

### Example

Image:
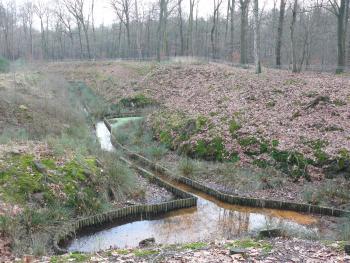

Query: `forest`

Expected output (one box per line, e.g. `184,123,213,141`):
0,0,349,72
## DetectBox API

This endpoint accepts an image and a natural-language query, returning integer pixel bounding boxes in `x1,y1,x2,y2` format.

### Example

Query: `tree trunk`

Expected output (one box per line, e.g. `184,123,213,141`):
178,0,184,56
336,0,348,73
253,0,261,73
275,0,286,68
187,0,195,56
290,0,298,73
230,0,235,61
240,0,249,65
135,0,142,59
82,23,91,59
157,0,165,61
77,21,83,59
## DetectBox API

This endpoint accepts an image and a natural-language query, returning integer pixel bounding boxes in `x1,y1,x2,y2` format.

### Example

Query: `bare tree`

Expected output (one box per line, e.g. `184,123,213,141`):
290,0,298,73
211,0,223,59
21,2,35,59
230,0,235,61
54,2,75,58
34,1,49,59
187,0,196,56
239,0,250,65
275,0,286,67
0,0,347,71
178,0,184,55
63,0,92,59
111,0,132,57
253,0,261,73
134,0,142,59
324,0,350,73
157,0,176,61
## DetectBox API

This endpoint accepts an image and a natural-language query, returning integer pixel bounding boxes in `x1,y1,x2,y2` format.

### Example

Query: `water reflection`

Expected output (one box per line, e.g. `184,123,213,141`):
67,122,319,253
68,190,318,252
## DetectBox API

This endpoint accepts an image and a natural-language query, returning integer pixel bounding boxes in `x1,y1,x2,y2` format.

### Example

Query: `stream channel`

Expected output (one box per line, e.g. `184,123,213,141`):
66,119,336,253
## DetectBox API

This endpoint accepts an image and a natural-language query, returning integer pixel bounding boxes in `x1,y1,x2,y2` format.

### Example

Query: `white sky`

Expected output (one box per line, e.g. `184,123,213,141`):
13,0,275,28
94,0,275,26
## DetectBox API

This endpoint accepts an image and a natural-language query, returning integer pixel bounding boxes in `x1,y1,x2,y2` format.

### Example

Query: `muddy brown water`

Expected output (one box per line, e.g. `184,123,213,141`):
66,121,333,253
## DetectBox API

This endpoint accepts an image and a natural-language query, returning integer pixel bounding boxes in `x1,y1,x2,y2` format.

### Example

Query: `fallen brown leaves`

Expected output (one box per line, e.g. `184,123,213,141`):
34,238,350,263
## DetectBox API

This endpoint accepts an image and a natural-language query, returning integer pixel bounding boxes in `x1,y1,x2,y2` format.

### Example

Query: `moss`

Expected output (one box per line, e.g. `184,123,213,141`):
0,154,44,203
133,249,159,257
114,249,130,255
50,252,90,263
0,153,107,215
228,239,273,253
181,242,207,250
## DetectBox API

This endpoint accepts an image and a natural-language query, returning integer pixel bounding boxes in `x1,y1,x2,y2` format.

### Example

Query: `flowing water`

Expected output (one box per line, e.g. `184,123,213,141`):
67,120,329,253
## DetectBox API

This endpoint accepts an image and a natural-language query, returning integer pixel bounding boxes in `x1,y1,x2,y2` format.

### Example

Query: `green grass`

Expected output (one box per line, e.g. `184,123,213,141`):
339,217,350,241
302,179,350,206
50,252,90,263
181,242,207,250
0,127,29,144
179,158,196,176
133,249,159,257
113,249,130,255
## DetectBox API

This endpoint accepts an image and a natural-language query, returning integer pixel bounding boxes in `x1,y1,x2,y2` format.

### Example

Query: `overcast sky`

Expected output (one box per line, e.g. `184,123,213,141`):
14,0,274,28
92,0,274,25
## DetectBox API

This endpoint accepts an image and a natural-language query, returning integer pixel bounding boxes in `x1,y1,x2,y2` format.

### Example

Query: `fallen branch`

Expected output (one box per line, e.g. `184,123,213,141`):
304,95,330,110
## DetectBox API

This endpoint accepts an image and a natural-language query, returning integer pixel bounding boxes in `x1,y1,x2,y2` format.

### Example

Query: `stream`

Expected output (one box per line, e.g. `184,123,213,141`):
67,120,334,253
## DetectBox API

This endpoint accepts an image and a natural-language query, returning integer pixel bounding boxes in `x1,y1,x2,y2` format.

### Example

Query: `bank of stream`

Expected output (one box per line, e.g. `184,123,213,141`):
66,119,341,253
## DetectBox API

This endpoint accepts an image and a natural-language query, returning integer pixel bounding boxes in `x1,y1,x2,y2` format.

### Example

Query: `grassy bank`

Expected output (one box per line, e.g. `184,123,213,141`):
0,71,145,258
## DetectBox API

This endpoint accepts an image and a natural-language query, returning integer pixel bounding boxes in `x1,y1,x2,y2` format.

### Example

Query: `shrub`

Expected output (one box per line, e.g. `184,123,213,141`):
194,137,226,161
179,158,195,176
147,145,168,161
101,153,137,200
